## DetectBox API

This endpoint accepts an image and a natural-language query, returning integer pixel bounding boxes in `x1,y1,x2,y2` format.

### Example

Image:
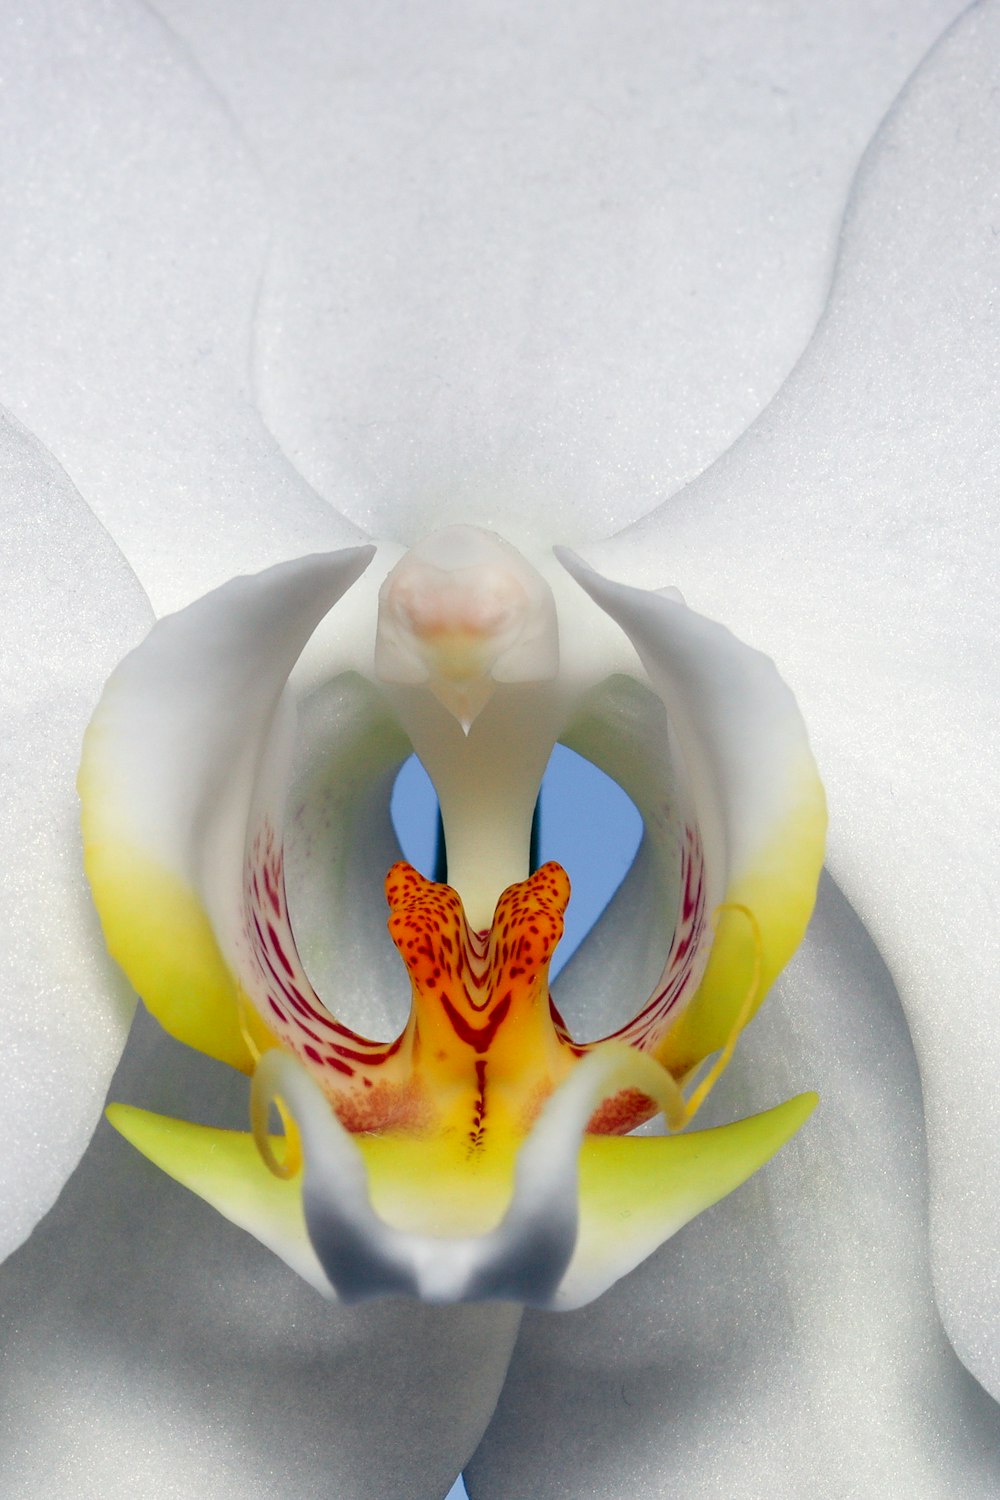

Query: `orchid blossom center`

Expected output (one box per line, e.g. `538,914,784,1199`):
386,860,574,1135
85,540,826,1308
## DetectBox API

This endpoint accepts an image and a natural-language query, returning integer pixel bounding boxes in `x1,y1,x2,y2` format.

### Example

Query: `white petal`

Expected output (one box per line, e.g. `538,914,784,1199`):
80,548,375,1070
467,880,1000,1498
595,0,1000,1399
553,685,691,1037
0,4,365,613
145,0,967,544
284,673,413,1040
0,412,151,1260
558,551,825,1072
0,1009,520,1500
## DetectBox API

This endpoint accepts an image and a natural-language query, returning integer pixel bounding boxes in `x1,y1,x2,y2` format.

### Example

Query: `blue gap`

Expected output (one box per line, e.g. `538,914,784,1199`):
390,745,643,977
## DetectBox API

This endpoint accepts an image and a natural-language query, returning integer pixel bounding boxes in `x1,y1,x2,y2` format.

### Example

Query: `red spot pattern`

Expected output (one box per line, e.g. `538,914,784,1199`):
241,820,711,1141
384,859,569,1029
242,821,408,1128
385,860,572,1143
587,1087,660,1133
545,824,711,1134
598,824,708,1053
469,1059,488,1150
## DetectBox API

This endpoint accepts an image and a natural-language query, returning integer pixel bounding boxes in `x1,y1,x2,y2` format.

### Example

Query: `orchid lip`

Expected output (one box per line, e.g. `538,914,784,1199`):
249,1046,581,1305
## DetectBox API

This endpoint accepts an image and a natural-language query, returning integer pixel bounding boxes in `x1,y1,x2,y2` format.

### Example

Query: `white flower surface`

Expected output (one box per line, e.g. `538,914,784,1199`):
0,2,997,1498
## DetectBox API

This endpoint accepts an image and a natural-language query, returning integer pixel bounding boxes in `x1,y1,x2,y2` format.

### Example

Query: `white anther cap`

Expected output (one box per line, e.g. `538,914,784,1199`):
375,525,559,729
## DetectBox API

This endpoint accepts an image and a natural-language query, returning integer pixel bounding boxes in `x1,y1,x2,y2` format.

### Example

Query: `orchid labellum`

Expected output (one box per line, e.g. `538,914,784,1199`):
80,524,824,1308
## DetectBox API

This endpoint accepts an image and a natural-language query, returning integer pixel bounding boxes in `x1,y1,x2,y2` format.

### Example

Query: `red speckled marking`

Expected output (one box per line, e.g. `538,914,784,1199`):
239,819,713,1140
385,861,566,1022
241,820,413,1130
544,824,713,1132
470,1059,488,1149
385,860,572,1144
599,824,709,1053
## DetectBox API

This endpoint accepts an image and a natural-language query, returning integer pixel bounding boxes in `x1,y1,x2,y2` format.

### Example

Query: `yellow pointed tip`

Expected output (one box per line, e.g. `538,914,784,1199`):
555,1087,821,1308
106,1100,166,1150
104,1102,331,1294
770,1088,819,1135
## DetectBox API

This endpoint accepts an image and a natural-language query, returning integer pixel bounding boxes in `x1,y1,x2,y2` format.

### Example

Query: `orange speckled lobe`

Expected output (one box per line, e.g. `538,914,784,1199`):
384,861,569,1041
379,861,665,1140
273,858,664,1145
384,861,578,1139
489,861,570,987
385,862,473,1003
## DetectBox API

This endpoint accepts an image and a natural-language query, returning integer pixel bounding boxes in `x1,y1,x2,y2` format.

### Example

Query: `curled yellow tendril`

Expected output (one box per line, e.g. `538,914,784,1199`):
239,995,303,1180
674,902,763,1127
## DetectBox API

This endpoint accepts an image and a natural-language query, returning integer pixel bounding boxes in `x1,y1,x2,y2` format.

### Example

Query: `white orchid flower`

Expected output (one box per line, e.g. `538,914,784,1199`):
1,3,999,1499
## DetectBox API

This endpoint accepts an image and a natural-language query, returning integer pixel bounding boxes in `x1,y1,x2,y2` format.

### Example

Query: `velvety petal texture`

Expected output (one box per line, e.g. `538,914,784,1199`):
0,413,151,1258
2,1,996,1497
0,1011,521,1500
0,0,365,613
594,0,1000,1404
80,548,374,1069
467,880,1000,1498
149,0,968,545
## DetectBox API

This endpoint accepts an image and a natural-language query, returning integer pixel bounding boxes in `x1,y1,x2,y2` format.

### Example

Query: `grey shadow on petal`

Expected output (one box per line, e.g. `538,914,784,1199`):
0,1006,518,1500
467,874,1000,1500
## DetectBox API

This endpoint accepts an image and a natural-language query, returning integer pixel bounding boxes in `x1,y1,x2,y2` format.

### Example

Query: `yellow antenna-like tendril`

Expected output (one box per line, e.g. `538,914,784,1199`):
677,902,763,1128
236,992,263,1065
240,995,303,1180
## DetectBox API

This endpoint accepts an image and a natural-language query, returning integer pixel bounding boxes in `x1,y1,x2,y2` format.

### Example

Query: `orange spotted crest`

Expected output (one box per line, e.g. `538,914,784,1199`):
384,861,578,1145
